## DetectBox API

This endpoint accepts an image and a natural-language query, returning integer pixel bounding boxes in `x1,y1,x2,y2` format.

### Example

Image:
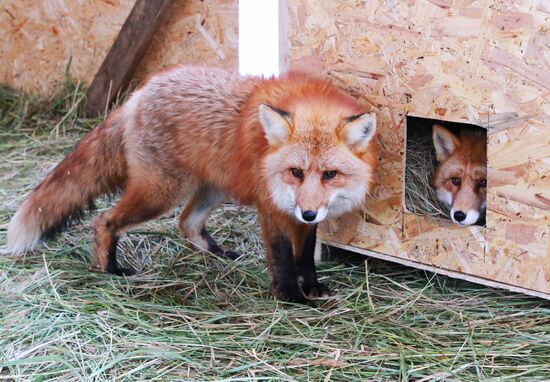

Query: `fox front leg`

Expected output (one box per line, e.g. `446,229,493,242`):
295,225,331,298
259,213,307,303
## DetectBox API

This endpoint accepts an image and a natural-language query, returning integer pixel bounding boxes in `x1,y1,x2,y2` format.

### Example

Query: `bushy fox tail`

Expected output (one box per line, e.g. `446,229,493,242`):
5,111,128,254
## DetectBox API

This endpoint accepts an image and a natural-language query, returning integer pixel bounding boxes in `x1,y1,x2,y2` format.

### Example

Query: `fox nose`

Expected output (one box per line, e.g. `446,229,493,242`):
302,210,317,222
453,211,466,222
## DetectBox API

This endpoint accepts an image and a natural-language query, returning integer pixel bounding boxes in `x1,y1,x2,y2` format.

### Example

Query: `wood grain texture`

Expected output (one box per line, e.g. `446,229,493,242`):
1,0,238,96
133,0,238,80
0,0,134,95
85,0,177,116
287,0,550,297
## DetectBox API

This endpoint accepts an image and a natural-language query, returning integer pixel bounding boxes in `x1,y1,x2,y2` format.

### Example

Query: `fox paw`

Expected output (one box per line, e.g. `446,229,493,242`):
221,250,241,260
113,267,136,277
271,282,308,304
89,264,136,277
303,282,331,298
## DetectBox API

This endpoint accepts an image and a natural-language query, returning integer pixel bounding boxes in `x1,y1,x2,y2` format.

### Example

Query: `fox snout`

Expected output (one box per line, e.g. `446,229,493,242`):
294,205,328,224
450,207,485,226
289,173,329,224
448,186,485,225
437,187,486,226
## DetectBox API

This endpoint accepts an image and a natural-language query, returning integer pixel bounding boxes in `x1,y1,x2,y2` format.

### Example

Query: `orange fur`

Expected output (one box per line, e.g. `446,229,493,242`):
6,66,377,302
432,124,487,226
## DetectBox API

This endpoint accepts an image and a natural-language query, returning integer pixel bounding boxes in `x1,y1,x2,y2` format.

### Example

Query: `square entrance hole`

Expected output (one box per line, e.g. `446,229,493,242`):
404,116,487,226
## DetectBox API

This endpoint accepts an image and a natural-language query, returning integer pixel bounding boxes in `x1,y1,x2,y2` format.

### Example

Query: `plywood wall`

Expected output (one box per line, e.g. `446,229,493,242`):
1,0,237,96
135,0,238,80
287,0,550,297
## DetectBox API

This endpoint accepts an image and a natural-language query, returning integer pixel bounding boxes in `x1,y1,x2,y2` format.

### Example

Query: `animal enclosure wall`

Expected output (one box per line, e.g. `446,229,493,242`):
1,0,237,95
286,0,550,298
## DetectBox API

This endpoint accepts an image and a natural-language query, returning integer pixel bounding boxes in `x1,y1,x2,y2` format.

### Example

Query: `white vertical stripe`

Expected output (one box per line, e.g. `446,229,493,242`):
239,0,280,76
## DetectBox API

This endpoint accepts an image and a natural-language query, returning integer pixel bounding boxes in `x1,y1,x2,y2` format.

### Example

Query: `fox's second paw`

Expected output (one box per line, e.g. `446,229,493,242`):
303,282,331,298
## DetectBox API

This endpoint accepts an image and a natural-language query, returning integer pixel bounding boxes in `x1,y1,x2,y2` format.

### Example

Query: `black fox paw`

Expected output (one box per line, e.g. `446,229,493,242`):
271,282,308,304
221,250,241,260
113,267,136,277
88,264,136,277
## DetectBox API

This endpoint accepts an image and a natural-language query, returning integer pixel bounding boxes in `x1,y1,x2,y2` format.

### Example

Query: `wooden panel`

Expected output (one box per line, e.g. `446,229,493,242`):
287,0,550,296
134,0,238,80
86,0,177,116
325,240,550,301
486,117,550,292
1,0,238,96
0,0,134,95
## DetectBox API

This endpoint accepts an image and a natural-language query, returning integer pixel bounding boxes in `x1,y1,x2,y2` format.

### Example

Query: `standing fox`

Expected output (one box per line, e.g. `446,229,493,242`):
5,66,377,303
432,124,487,226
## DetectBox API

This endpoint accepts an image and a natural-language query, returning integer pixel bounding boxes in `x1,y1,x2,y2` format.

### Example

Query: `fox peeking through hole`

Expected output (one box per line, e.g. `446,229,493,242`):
432,124,487,226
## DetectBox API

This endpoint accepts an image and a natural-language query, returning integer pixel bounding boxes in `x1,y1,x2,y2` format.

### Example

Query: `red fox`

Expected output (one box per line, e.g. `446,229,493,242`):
432,124,487,226
5,66,377,303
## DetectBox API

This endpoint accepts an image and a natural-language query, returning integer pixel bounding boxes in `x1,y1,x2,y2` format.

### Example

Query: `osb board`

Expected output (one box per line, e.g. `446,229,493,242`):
134,0,238,81
1,0,237,96
287,0,550,296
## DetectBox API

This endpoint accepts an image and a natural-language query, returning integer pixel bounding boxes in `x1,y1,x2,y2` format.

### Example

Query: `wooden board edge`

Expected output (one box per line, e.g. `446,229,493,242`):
320,239,550,301
279,0,289,73
85,0,177,116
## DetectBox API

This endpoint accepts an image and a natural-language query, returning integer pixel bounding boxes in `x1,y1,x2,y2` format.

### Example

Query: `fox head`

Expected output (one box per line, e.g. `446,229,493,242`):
259,102,376,224
432,124,487,226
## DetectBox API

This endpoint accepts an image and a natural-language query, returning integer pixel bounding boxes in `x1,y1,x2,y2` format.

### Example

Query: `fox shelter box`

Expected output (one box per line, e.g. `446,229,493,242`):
286,0,550,299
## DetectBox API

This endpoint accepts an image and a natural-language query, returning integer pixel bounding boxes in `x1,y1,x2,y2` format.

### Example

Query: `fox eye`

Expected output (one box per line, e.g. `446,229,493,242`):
451,177,461,186
322,170,338,180
479,179,487,188
290,168,304,179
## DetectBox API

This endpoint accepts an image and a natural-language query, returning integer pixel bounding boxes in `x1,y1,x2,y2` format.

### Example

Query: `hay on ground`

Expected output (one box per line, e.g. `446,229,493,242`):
1,84,549,381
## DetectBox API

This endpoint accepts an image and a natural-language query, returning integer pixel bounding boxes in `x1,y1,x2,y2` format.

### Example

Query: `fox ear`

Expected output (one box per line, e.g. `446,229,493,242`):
432,124,460,161
342,112,377,151
258,104,291,147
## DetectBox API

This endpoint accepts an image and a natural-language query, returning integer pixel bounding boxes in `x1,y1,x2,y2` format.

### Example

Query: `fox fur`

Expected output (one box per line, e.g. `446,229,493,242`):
6,66,377,303
432,124,487,226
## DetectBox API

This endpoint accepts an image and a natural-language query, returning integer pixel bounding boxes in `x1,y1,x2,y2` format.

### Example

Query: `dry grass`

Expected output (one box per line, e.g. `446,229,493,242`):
404,124,447,220
1,84,549,381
